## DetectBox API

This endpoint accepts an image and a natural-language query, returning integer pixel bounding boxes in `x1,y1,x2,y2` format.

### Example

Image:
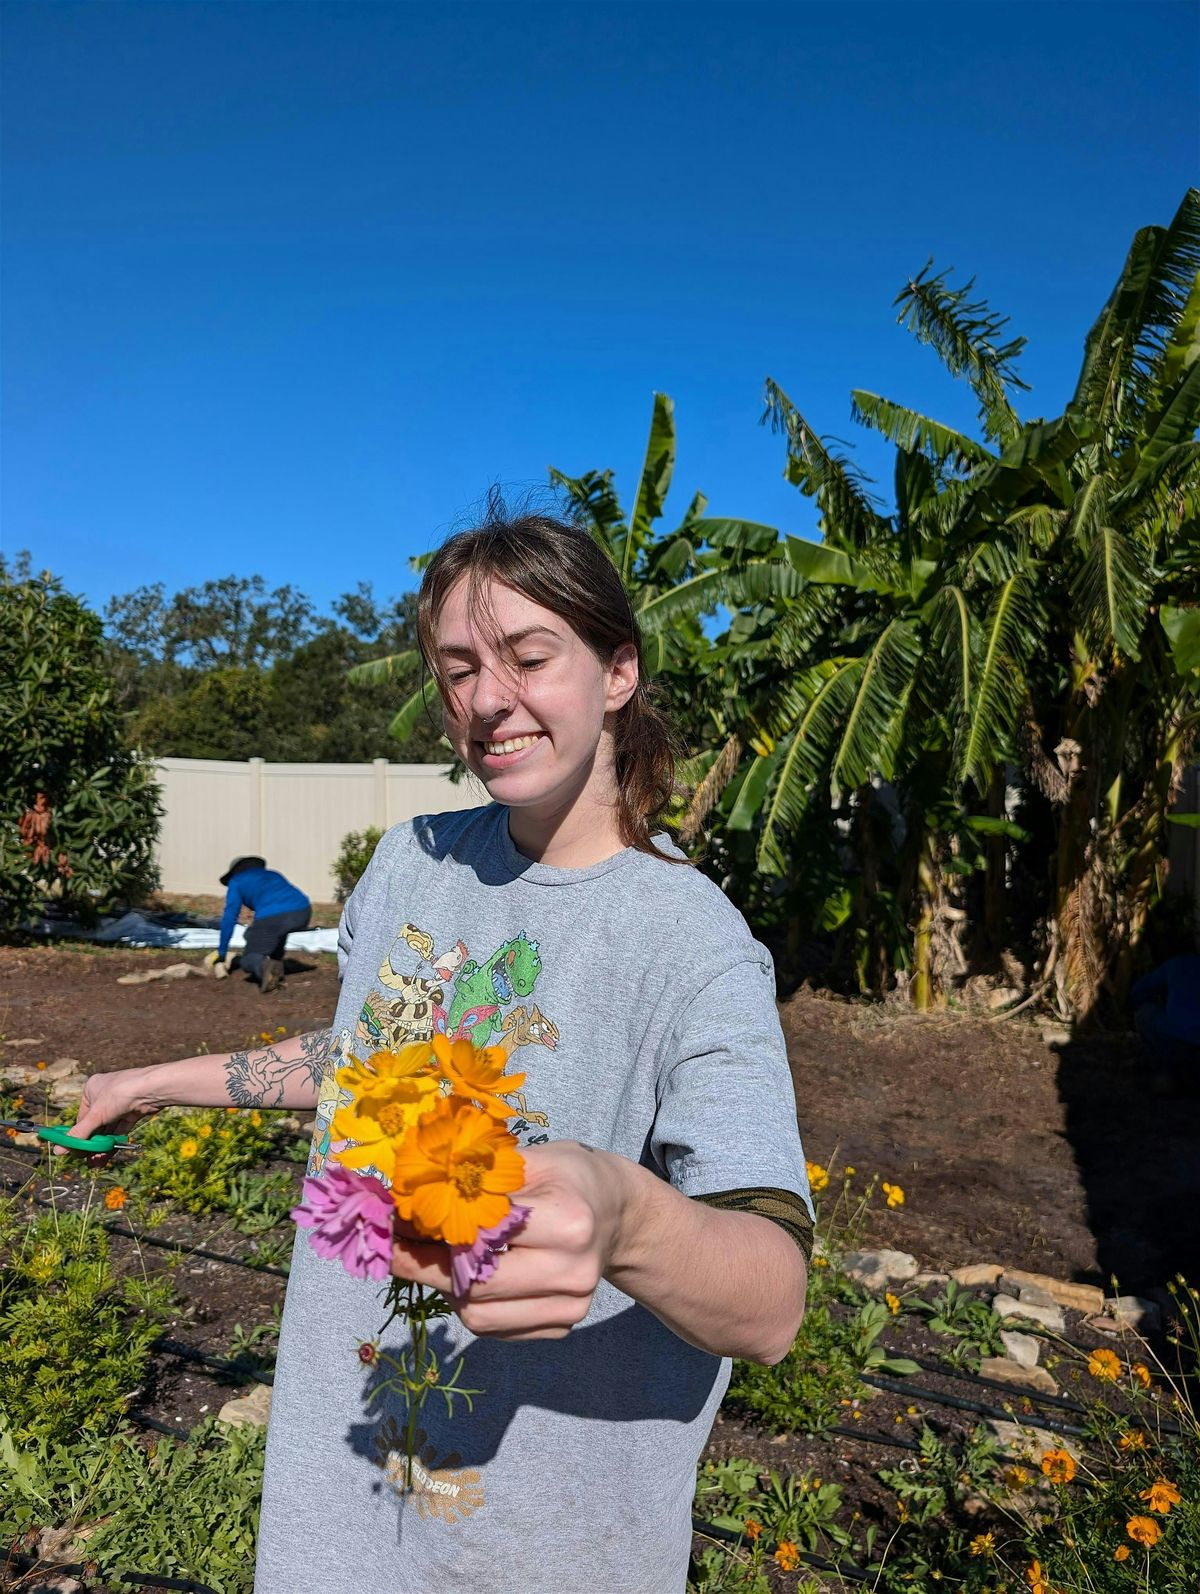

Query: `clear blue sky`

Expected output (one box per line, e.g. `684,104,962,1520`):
3,1,1197,621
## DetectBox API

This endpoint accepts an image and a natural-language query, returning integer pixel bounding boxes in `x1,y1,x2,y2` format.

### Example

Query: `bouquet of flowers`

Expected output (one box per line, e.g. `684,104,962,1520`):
291,1034,530,1485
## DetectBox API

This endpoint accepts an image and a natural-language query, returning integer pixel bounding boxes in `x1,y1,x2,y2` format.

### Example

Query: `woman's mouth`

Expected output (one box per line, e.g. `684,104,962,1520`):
478,733,543,767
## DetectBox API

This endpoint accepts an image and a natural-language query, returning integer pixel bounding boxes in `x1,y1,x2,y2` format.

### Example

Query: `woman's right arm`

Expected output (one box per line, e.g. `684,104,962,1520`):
70,1028,338,1145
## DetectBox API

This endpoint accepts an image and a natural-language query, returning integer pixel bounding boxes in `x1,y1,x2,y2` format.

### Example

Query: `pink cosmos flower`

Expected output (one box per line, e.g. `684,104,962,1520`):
292,1164,394,1281
449,1204,531,1296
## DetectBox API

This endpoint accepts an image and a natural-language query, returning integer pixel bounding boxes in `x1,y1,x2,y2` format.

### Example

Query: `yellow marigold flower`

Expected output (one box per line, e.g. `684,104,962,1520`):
1040,1448,1076,1485
1088,1347,1121,1382
743,1518,762,1541
1141,1478,1181,1514
1114,1544,1130,1561
179,1138,198,1159
432,1033,525,1119
1131,1362,1152,1390
968,1531,996,1558
260,1031,272,1042
1126,1514,1162,1546
843,1164,856,1176
1004,1465,1031,1490
218,1128,231,1139
1119,1429,1147,1452
886,1291,901,1314
104,1186,127,1211
773,1541,801,1572
250,1110,263,1128
334,1044,443,1181
882,1180,905,1208
390,1096,526,1247
198,1123,213,1138
805,1160,830,1193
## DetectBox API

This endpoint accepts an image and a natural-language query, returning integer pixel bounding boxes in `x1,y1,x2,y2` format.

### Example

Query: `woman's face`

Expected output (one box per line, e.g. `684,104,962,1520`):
433,577,637,828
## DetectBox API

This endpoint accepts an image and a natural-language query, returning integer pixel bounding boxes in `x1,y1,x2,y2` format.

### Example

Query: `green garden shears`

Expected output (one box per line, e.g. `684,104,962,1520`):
0,1119,133,1154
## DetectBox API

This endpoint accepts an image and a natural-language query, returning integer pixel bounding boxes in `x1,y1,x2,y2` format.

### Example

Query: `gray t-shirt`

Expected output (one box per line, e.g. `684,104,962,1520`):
256,806,810,1594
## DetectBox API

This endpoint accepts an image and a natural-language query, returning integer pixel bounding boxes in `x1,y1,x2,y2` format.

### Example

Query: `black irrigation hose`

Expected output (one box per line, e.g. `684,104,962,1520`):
0,1177,290,1278
3,1548,216,1593
693,1517,873,1584
860,1372,1091,1439
128,1409,192,1440
826,1421,922,1451
154,1336,275,1386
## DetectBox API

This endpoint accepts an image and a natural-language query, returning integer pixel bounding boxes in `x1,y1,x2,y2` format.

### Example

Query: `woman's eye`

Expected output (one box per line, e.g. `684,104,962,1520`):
518,658,546,671
446,670,473,685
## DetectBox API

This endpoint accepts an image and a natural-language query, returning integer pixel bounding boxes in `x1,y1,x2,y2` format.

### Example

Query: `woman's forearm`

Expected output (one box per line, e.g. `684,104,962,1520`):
603,1156,807,1365
134,1029,334,1113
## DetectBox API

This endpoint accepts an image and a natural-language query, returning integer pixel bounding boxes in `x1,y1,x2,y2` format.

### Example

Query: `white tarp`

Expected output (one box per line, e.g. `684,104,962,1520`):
31,910,339,954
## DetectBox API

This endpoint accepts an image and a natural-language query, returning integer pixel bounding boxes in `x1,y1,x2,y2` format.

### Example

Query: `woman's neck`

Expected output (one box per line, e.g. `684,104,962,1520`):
505,798,627,869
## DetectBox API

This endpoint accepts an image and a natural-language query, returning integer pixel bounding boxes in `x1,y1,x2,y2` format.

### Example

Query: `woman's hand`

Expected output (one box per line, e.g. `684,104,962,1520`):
389,1141,633,1341
62,1067,155,1162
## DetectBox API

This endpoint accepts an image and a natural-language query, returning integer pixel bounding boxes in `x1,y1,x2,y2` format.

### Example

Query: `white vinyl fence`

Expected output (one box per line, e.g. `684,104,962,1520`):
154,757,486,901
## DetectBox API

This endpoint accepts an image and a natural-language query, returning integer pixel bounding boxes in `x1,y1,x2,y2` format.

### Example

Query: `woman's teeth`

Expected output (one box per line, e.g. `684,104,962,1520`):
483,734,540,755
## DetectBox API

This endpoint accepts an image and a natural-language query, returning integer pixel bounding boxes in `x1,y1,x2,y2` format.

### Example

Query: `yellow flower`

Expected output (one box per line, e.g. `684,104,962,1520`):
885,1291,901,1315
1131,1362,1152,1390
814,1255,829,1268
773,1541,800,1572
1025,1560,1048,1594
1114,1544,1130,1561
1040,1448,1076,1485
1088,1347,1121,1382
218,1128,231,1139
390,1096,526,1246
179,1138,198,1159
276,1025,287,1035
968,1531,995,1558
36,1059,47,1071
843,1165,856,1177
1118,1429,1147,1452
198,1123,213,1139
432,1033,525,1118
104,1186,127,1211
250,1110,263,1128
1126,1514,1161,1546
1004,1465,1031,1490
881,1180,905,1208
743,1518,761,1541
805,1160,830,1193
1141,1478,1181,1514
260,1031,272,1042
333,1044,443,1181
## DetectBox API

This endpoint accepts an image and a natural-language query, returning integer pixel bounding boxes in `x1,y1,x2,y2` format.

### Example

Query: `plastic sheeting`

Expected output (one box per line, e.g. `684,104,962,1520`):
29,910,339,955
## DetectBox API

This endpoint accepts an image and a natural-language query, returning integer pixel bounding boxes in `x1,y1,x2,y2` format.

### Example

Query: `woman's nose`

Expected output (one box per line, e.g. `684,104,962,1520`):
470,664,515,723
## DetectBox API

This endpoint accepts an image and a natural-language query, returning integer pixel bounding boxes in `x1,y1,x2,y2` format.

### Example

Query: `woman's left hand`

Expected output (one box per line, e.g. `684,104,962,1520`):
388,1141,633,1341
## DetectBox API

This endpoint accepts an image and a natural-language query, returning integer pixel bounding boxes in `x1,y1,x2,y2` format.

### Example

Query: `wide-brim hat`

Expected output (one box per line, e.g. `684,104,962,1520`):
220,855,265,887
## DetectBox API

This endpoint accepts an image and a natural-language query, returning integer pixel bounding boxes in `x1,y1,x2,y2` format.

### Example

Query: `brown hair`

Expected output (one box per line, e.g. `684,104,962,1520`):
416,495,682,860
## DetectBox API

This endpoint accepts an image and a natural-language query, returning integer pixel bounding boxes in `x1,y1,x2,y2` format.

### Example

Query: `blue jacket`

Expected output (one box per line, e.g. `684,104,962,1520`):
218,868,310,959
1132,955,1200,1047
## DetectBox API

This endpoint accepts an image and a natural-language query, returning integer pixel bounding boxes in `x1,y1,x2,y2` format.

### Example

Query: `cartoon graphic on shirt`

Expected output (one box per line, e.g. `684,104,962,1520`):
445,933,542,1047
496,1004,558,1126
401,923,435,961
375,1421,485,1522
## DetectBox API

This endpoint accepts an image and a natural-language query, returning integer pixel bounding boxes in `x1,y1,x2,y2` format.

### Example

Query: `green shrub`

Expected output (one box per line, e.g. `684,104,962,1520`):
333,825,383,902
121,1106,298,1232
0,1203,173,1445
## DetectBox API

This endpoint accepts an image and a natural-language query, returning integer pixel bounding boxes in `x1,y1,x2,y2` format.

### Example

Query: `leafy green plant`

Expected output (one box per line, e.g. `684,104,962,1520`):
123,1105,295,1230
227,1308,282,1378
0,1201,173,1445
908,1278,1006,1366
333,825,384,902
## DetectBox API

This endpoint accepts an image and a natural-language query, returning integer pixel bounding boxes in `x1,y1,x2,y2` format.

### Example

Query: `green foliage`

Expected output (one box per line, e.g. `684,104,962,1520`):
122,1106,298,1232
0,559,162,929
906,1278,1007,1367
0,1417,265,1594
333,825,384,902
0,1202,173,1445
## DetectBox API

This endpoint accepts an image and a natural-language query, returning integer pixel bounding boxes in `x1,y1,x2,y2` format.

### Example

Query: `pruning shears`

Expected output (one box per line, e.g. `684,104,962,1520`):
0,1119,134,1154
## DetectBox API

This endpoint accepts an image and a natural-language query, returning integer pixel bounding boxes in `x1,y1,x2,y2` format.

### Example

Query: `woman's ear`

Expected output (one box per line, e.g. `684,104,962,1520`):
605,642,639,712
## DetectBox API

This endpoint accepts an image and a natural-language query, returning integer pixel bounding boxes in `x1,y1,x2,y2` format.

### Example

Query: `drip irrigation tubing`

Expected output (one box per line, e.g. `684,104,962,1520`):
826,1422,921,1451
0,1176,290,1278
860,1372,1090,1438
128,1409,192,1440
154,1336,274,1386
3,1548,216,1593
692,1519,873,1583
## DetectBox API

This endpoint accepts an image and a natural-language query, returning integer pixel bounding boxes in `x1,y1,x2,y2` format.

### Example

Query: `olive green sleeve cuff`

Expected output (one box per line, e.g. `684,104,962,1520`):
691,1186,814,1264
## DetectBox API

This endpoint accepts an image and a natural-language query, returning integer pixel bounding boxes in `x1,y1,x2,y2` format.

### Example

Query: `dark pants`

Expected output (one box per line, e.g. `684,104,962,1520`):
241,907,311,981
1135,1000,1200,1074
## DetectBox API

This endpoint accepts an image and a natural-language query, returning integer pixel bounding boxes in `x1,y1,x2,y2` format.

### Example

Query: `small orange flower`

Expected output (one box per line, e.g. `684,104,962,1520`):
805,1160,829,1193
1131,1362,1152,1390
773,1540,801,1571
1119,1429,1147,1452
36,1060,47,1071
1126,1514,1162,1547
1041,1448,1076,1484
432,1034,524,1118
104,1186,127,1211
969,1531,996,1557
1113,1544,1130,1561
390,1096,526,1246
743,1518,762,1541
885,1291,901,1314
1025,1559,1048,1594
1088,1347,1121,1382
1141,1478,1181,1515
881,1180,905,1208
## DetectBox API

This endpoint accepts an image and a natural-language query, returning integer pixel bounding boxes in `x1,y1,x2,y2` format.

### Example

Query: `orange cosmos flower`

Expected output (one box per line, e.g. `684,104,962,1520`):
743,1518,762,1542
1113,1544,1130,1561
390,1097,526,1246
432,1033,524,1118
1088,1348,1121,1382
773,1541,801,1571
1141,1478,1181,1514
1118,1429,1147,1452
1025,1560,1048,1594
104,1186,128,1211
1041,1448,1076,1484
1131,1362,1152,1390
333,1044,442,1182
1126,1515,1162,1546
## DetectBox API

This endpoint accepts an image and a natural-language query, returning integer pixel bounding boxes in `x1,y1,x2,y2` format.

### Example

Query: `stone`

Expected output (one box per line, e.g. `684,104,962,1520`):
950,1263,1003,1288
1000,1330,1040,1368
1106,1295,1161,1334
1012,1281,1058,1310
978,1356,1059,1396
1083,1313,1121,1337
116,961,206,986
45,1058,85,1080
50,1077,86,1105
1036,1021,1073,1047
999,1269,1104,1315
991,1294,1066,1332
841,1249,919,1292
217,1381,273,1429
910,1271,950,1290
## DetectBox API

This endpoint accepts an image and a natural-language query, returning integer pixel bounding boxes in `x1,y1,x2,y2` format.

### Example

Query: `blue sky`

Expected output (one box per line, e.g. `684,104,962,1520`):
3,0,1197,621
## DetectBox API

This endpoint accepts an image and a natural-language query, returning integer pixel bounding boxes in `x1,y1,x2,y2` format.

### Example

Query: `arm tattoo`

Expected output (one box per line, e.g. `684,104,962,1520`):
225,1028,336,1107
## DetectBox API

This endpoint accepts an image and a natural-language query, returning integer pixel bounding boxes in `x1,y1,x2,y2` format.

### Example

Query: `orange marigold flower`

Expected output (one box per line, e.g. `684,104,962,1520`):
773,1541,801,1572
885,1291,901,1314
333,1044,442,1181
1088,1347,1121,1382
805,1160,830,1193
1119,1429,1147,1452
1131,1362,1152,1390
36,1060,47,1071
390,1096,526,1246
432,1033,524,1118
1113,1544,1130,1561
1025,1559,1048,1594
1126,1514,1162,1547
881,1180,905,1208
1041,1448,1076,1484
743,1518,762,1541
1141,1478,1181,1515
104,1186,127,1211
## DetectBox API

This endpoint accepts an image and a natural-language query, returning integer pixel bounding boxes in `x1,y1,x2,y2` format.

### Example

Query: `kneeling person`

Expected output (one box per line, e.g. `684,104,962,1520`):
216,856,310,992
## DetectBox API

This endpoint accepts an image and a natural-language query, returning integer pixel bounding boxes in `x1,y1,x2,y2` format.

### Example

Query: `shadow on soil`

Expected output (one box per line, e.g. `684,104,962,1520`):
1056,1029,1200,1294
